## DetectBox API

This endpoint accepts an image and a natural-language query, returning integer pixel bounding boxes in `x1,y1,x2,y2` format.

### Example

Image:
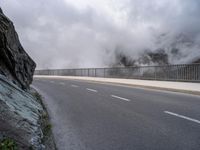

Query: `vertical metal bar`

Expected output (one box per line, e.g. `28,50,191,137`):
196,64,200,81
155,66,157,80
186,65,188,81
186,64,188,81
198,64,200,81
181,65,183,81
104,68,106,78
176,65,178,81
194,65,196,81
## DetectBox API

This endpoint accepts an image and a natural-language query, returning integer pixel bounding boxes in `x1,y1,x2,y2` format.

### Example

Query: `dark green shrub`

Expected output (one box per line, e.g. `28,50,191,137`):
0,138,18,150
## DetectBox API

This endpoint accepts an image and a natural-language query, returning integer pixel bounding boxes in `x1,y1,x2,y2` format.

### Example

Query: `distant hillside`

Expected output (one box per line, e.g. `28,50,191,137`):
112,33,200,67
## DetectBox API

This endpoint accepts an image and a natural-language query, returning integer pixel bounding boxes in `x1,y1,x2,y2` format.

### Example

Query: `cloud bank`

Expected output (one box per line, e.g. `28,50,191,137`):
1,0,200,69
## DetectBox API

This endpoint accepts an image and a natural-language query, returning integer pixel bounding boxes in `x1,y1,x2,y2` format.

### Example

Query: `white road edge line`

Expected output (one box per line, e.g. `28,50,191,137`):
111,95,130,102
86,88,98,93
71,85,79,88
164,111,200,124
59,82,65,85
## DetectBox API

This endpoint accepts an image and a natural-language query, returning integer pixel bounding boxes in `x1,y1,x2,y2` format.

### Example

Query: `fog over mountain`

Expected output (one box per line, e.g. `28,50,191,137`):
1,0,200,69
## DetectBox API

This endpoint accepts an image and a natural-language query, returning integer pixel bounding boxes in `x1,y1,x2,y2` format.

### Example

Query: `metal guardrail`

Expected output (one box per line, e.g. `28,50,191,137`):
35,64,200,82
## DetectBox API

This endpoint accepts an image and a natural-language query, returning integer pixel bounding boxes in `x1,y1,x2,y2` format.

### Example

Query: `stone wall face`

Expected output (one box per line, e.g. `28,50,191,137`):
0,9,36,89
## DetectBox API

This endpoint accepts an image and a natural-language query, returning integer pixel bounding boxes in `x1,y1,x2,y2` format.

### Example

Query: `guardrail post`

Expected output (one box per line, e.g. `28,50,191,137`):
95,68,96,77
155,66,157,80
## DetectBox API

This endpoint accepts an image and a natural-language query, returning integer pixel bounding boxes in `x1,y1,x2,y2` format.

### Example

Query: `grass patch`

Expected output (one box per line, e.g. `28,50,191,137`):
31,89,57,149
32,92,52,136
43,123,52,136
32,92,43,102
0,138,18,150
32,91,47,111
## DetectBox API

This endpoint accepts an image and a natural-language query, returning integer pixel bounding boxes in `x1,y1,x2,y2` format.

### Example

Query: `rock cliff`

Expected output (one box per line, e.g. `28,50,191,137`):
0,8,56,149
0,8,36,89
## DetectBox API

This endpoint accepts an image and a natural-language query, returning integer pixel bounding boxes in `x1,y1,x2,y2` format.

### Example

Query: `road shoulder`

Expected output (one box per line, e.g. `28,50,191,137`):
34,76,200,96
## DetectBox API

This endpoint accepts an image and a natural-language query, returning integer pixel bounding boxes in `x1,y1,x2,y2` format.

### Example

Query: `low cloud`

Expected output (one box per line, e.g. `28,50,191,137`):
1,0,200,69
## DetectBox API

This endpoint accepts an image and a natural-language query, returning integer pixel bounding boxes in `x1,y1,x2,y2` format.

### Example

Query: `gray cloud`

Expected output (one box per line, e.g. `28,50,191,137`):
0,0,200,69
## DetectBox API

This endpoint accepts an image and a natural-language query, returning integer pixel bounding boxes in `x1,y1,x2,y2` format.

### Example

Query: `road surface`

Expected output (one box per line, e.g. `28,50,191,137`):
33,77,200,150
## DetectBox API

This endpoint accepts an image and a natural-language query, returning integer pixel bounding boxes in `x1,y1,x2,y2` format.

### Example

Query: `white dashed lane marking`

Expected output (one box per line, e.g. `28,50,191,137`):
86,88,98,93
111,95,130,102
164,111,200,124
71,85,79,88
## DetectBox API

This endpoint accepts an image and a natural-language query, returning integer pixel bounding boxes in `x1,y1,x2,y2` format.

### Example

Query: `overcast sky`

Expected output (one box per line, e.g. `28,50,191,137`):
1,0,200,69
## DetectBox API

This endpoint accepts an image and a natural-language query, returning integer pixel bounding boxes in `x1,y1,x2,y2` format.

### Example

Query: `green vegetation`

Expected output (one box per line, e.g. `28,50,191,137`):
32,91,52,136
43,123,52,136
32,91,46,111
0,138,18,150
33,92,43,102
32,90,57,149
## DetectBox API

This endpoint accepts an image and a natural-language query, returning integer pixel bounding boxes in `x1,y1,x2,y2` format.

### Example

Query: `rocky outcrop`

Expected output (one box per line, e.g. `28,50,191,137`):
113,49,169,67
0,75,56,149
0,8,56,149
0,75,44,149
193,59,200,64
0,8,36,89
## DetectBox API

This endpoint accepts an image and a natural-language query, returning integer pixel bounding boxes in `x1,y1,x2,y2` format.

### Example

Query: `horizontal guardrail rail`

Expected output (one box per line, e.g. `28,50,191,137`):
35,64,200,82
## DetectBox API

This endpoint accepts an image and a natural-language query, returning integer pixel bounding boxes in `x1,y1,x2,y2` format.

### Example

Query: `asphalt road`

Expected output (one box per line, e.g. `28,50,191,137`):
33,77,200,150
